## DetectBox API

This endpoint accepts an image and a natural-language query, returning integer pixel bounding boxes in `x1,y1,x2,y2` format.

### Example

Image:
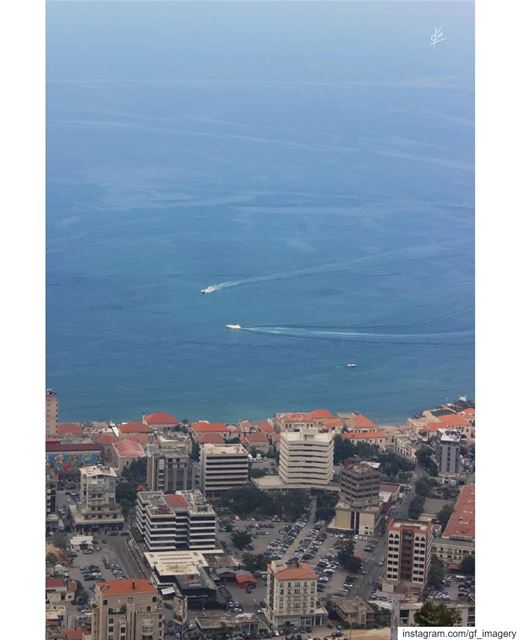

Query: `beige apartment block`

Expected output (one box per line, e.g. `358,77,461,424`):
266,561,325,630
146,434,196,493
71,465,124,530
91,579,163,640
279,428,333,488
384,520,434,591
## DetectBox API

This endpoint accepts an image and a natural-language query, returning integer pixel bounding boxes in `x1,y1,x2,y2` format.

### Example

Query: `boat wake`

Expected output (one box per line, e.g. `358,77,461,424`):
240,325,474,344
199,243,456,295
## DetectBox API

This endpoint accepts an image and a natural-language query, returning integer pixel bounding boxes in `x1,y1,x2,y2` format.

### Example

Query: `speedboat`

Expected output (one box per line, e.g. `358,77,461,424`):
226,324,241,331
201,285,218,294
346,363,357,368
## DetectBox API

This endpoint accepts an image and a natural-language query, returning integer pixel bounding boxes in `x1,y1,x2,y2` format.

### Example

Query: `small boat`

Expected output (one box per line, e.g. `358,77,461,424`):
346,363,357,368
201,285,218,294
226,324,241,331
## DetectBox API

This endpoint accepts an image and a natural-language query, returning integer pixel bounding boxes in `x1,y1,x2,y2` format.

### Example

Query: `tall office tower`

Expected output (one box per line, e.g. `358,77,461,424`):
199,443,248,495
436,429,462,478
279,427,333,488
335,460,381,534
46,389,59,437
146,434,196,492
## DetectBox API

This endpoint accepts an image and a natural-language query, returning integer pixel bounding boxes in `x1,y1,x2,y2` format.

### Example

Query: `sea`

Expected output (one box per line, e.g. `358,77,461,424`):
46,1,474,425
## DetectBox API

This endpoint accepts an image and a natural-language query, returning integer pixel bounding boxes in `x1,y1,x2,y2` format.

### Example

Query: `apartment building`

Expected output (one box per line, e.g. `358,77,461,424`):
436,429,462,478
266,561,324,630
335,461,381,535
146,435,196,492
384,520,434,591
91,579,163,640
279,428,333,488
71,465,124,531
46,389,59,437
199,443,248,495
136,490,216,552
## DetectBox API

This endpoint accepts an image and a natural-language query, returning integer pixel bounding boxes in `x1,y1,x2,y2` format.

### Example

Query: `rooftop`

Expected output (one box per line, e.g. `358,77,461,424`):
201,442,248,456
144,412,178,425
438,429,463,444
281,428,332,443
79,465,118,478
113,439,146,457
388,519,434,534
269,561,316,581
145,550,209,576
97,579,157,596
343,431,386,440
119,422,150,434
442,484,475,541
192,421,230,433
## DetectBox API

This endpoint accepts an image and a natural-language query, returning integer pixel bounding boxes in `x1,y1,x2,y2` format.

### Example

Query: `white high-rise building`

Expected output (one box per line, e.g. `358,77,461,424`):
279,428,333,488
200,443,249,495
136,490,216,552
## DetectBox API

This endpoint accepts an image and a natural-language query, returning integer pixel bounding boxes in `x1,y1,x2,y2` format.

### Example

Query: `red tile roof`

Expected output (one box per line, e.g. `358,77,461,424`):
257,421,275,433
243,433,269,444
95,434,118,445
235,572,257,585
351,414,375,429
270,562,316,581
57,423,82,436
144,412,178,426
164,493,189,508
460,408,475,417
442,485,475,541
113,439,146,457
306,408,335,419
320,418,344,429
191,422,229,433
46,578,65,589
46,442,102,453
437,414,470,428
97,579,157,596
64,629,84,640
121,432,150,445
343,431,386,440
195,433,225,444
119,422,150,434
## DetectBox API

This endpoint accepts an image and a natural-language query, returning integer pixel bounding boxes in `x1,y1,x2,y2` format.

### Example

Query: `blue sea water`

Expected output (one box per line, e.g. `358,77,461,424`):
46,1,474,424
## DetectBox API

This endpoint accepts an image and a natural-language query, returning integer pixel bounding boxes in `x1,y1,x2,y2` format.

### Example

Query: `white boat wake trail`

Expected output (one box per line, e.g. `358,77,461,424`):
200,244,456,294
240,326,474,343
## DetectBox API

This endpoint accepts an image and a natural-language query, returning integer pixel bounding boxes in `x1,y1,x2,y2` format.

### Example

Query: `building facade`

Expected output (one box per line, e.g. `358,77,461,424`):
146,435,196,493
71,465,124,531
384,520,434,591
266,561,324,630
279,428,333,488
199,443,249,495
136,490,216,552
335,461,381,535
436,429,462,478
46,389,59,437
92,579,163,640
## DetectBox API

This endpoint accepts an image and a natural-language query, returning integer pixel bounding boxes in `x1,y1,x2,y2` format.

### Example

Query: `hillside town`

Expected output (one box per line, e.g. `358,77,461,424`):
45,391,475,640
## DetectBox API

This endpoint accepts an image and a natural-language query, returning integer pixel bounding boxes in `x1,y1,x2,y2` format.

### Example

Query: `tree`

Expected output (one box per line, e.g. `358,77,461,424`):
336,539,362,573
415,477,439,498
408,495,425,520
190,441,200,462
46,552,58,564
231,530,252,550
416,445,438,475
249,467,267,479
314,489,338,522
436,504,455,531
53,530,68,550
414,602,461,626
242,553,268,573
428,555,445,588
460,554,475,575
121,457,147,484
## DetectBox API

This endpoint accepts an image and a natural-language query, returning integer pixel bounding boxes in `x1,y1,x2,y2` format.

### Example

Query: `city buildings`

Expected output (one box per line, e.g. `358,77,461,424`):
91,579,163,640
384,520,434,592
266,560,325,630
46,389,59,437
143,412,179,430
70,465,124,531
199,443,249,495
436,429,462,478
136,490,216,551
334,461,381,535
279,428,333,488
146,434,196,492
112,439,146,473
